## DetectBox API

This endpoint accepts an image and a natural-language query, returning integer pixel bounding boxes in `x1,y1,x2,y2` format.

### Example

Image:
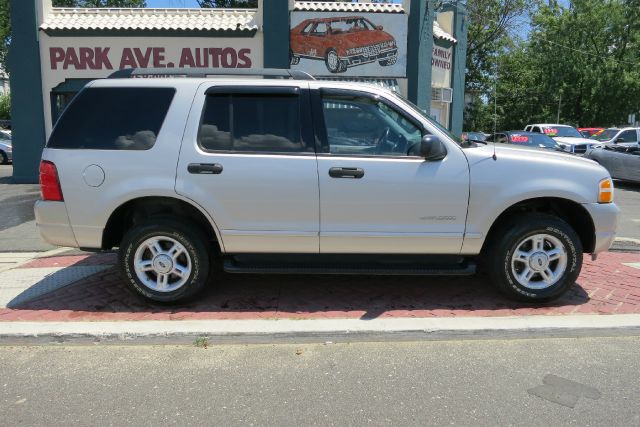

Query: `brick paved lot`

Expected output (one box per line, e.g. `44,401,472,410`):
0,251,638,322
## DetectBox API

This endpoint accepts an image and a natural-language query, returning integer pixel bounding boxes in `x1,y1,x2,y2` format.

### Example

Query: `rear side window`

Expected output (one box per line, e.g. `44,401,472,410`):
48,87,175,150
199,94,307,153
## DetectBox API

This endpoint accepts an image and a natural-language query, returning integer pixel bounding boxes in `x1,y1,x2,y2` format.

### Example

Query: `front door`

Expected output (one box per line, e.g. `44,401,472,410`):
313,88,470,254
176,84,319,253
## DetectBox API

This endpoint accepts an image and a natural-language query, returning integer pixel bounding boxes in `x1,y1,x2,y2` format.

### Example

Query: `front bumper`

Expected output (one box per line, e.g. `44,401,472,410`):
34,200,79,248
582,202,620,254
342,48,397,67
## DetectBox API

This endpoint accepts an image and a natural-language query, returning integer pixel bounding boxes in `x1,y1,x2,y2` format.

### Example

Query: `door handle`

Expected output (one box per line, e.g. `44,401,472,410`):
188,163,223,175
329,167,365,179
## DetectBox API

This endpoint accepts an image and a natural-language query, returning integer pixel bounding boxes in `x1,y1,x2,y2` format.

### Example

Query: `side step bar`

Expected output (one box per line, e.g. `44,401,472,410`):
223,259,476,276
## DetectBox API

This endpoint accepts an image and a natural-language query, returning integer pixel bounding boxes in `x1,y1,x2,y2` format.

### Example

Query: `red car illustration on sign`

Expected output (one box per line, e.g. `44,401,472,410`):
290,16,398,73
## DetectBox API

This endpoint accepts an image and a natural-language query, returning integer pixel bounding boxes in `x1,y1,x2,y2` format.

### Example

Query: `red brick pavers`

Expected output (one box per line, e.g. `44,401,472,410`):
0,251,638,322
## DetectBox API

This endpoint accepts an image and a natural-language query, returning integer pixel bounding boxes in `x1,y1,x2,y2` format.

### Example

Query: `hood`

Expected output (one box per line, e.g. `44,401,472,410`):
465,143,603,169
553,136,597,145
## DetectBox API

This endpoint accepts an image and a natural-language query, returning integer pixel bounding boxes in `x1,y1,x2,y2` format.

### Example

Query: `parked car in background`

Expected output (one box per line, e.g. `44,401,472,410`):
579,127,604,138
486,131,565,152
589,127,640,147
586,145,640,183
524,123,599,155
461,132,487,143
0,130,12,164
0,142,12,164
290,16,398,73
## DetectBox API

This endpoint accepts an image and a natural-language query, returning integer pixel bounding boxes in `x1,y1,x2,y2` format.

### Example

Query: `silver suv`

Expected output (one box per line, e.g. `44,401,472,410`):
36,69,619,303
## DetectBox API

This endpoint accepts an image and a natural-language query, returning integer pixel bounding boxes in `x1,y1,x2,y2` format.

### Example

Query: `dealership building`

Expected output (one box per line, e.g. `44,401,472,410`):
9,0,467,183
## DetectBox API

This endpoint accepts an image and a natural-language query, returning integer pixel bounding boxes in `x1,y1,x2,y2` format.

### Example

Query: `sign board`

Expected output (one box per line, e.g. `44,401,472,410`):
431,45,452,88
290,12,408,77
39,35,263,133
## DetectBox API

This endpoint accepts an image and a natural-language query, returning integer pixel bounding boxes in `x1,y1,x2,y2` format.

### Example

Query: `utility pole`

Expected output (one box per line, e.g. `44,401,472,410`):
557,91,562,123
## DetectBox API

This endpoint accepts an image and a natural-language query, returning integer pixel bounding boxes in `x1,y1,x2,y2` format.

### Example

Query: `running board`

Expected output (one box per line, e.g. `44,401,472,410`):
223,258,476,276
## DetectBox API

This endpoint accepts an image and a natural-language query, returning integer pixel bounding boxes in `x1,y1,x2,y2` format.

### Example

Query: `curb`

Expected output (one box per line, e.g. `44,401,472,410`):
2,314,640,345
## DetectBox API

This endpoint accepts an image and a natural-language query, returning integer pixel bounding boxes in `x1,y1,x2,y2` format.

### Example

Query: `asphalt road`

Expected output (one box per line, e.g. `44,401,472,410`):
1,337,639,426
0,164,638,252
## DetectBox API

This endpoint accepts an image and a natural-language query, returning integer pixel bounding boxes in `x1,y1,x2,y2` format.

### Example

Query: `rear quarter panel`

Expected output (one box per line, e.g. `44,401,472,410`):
43,79,204,249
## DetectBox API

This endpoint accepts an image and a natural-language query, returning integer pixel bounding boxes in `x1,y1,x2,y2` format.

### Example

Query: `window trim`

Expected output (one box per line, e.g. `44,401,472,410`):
197,86,315,156
312,88,426,159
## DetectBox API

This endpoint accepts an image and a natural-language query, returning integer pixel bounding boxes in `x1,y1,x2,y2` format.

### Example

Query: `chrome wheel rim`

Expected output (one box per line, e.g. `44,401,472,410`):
328,51,338,69
510,233,568,290
133,236,191,293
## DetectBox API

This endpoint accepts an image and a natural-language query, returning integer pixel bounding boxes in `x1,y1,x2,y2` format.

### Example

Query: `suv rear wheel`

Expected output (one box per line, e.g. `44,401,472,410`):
119,219,211,303
487,214,583,302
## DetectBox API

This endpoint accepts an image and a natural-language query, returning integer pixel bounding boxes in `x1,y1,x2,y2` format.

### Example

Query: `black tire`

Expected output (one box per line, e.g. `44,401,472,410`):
119,218,211,303
379,53,398,66
289,49,300,65
486,213,582,302
325,48,342,73
0,151,7,165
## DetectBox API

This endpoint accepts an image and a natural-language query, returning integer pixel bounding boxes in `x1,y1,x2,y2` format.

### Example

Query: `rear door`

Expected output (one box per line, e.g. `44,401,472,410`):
175,83,319,253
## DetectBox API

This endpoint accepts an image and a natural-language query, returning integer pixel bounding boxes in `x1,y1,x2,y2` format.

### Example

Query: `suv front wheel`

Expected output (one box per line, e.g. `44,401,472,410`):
487,214,583,302
119,219,211,303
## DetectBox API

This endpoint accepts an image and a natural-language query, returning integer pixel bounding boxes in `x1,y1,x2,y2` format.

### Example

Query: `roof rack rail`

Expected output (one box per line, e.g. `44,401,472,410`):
108,68,316,80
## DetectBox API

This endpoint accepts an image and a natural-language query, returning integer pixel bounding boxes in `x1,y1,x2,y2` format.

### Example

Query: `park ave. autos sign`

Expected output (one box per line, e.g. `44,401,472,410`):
48,46,254,70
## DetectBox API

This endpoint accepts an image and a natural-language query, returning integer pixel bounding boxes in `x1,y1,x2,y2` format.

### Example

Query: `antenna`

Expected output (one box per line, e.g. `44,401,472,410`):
492,57,498,161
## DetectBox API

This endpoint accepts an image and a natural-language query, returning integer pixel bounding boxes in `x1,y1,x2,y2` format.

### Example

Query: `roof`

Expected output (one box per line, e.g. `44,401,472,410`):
433,21,457,44
40,8,258,33
294,1,404,14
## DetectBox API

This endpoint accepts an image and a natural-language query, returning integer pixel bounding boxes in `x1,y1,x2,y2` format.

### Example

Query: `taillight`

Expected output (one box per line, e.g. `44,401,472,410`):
39,160,64,201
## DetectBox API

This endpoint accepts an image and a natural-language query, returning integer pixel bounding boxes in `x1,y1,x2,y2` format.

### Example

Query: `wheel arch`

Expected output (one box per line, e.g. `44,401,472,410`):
102,196,224,253
480,197,596,255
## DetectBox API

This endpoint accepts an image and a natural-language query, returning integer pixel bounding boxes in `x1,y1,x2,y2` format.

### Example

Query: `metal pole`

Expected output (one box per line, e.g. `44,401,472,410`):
557,92,562,123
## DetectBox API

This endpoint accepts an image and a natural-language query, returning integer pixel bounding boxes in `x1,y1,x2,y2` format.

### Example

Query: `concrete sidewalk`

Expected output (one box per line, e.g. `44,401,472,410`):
0,249,638,343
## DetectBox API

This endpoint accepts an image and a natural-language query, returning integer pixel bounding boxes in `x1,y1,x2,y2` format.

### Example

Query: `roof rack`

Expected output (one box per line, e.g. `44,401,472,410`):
108,68,316,80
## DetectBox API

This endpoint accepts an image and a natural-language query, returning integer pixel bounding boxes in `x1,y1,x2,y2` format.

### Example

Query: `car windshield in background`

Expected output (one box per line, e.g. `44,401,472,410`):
591,129,619,141
510,133,559,148
0,131,10,141
542,126,582,138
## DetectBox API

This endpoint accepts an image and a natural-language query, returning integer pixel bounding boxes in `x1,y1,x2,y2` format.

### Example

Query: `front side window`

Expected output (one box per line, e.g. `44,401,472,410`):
199,94,306,153
48,87,175,150
322,95,422,156
618,130,638,143
312,22,328,36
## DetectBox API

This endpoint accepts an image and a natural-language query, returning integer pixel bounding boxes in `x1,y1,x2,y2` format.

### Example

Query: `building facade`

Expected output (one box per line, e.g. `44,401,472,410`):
9,0,467,183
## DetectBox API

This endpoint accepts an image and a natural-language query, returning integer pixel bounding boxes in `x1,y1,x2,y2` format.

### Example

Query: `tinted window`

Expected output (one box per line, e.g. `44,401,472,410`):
48,87,175,150
199,94,305,153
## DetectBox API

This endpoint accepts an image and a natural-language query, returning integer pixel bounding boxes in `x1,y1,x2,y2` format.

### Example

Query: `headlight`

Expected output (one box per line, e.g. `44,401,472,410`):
598,178,613,204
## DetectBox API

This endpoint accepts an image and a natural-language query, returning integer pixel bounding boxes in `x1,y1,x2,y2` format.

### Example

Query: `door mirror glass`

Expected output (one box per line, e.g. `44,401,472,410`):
420,135,447,161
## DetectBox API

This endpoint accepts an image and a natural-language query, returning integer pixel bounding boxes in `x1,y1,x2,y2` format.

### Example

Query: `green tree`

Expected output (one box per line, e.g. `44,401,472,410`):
0,0,9,75
463,0,533,131
0,93,9,120
497,0,640,128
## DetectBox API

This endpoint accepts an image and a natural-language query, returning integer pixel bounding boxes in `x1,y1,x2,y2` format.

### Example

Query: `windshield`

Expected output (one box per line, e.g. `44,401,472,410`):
591,129,619,142
510,133,559,149
391,92,464,144
541,126,582,138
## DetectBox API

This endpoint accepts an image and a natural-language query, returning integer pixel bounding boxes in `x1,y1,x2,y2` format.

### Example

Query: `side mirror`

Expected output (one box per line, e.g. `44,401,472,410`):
420,135,447,161
615,137,625,144
376,25,384,30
